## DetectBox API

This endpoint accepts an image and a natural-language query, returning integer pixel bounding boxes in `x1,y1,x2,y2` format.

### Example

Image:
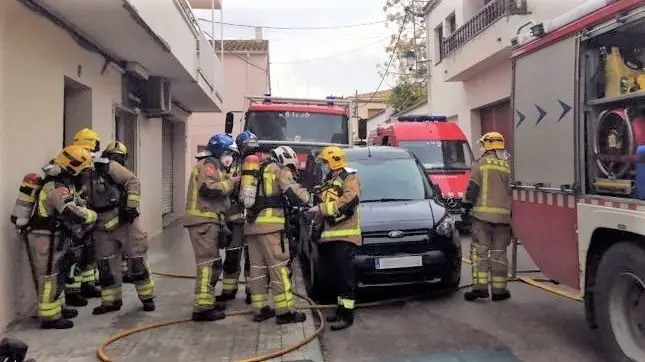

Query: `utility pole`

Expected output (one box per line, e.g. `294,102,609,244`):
354,89,359,118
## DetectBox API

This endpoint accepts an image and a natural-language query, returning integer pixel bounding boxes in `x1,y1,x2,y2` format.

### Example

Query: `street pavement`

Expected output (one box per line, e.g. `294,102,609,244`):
318,237,606,362
3,222,322,362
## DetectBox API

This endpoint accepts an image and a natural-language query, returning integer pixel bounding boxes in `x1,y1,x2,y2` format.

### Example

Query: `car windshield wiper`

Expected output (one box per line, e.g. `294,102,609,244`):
362,198,415,203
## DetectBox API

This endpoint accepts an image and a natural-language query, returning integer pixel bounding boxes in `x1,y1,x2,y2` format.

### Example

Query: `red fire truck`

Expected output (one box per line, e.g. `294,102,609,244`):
368,115,474,228
510,0,645,360
225,94,355,169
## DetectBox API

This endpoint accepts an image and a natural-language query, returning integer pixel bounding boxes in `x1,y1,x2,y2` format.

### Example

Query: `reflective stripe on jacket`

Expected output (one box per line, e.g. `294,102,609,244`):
469,153,511,224
183,157,232,226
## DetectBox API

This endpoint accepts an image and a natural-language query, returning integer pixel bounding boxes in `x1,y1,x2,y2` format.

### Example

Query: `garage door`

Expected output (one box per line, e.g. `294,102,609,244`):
480,101,512,154
161,120,174,215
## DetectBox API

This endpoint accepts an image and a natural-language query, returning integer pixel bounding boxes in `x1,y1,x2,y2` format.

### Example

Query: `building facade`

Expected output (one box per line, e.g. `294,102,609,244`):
0,0,223,330
423,0,587,156
186,39,270,180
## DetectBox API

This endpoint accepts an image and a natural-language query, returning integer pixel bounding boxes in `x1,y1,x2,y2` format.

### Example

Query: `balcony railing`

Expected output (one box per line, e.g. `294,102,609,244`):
440,0,528,59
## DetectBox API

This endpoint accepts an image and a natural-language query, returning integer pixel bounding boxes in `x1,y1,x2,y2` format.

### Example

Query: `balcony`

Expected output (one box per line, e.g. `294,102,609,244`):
438,0,529,82
31,0,223,112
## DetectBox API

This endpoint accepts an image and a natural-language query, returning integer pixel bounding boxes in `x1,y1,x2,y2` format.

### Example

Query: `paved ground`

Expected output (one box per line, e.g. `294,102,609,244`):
318,237,606,362
4,223,322,362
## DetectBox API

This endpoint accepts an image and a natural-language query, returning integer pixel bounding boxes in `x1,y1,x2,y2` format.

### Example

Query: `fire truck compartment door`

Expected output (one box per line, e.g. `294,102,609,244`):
512,36,577,188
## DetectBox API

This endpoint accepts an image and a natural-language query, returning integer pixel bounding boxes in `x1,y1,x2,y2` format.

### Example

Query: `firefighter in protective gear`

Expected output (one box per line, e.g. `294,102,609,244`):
241,144,312,325
102,141,135,284
88,141,155,315
184,133,240,322
65,128,102,302
216,143,251,304
27,145,97,329
306,145,361,331
463,132,512,302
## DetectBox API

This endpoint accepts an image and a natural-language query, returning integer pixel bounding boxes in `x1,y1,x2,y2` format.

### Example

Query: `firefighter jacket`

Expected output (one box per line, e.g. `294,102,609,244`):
30,179,97,237
184,157,236,227
317,168,362,246
244,161,311,236
85,159,141,231
223,158,244,224
464,151,512,224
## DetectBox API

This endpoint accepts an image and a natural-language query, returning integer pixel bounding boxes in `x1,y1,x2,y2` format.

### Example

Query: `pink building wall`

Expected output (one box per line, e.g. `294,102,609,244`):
186,51,269,176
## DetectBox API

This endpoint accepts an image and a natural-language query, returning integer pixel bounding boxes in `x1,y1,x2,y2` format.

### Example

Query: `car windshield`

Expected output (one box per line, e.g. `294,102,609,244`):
398,140,473,170
246,111,349,144
347,157,433,202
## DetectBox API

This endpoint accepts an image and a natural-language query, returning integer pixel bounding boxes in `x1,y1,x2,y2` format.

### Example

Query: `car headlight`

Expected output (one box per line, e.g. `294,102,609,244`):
435,214,456,237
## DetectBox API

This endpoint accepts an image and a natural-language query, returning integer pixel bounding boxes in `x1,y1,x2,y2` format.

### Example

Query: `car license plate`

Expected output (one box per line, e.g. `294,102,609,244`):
375,256,423,270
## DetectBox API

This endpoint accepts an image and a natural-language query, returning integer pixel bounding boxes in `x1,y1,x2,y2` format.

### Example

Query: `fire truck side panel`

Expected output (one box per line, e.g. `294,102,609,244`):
577,196,645,293
512,35,580,289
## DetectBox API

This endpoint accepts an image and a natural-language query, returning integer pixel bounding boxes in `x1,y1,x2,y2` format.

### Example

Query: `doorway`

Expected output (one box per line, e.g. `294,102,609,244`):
115,107,138,174
63,77,92,147
480,100,512,154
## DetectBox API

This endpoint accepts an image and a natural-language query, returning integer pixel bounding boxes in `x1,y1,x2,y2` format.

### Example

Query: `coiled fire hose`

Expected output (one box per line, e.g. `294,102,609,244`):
97,259,580,362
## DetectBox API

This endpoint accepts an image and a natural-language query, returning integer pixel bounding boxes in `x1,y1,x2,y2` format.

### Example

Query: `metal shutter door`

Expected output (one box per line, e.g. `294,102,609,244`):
161,120,174,215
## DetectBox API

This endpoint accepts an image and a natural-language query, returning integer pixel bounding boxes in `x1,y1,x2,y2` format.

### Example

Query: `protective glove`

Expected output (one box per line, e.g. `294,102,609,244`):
305,205,321,217
230,175,241,186
120,207,140,224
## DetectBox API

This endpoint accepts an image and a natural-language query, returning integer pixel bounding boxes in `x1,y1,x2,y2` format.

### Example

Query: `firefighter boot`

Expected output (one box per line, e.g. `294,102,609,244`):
330,307,354,331
142,299,156,312
216,290,237,302
40,318,73,330
65,293,88,307
81,282,101,299
492,290,511,302
276,311,306,325
326,306,341,322
252,306,276,322
62,307,78,319
92,300,123,315
464,289,489,301
192,308,226,322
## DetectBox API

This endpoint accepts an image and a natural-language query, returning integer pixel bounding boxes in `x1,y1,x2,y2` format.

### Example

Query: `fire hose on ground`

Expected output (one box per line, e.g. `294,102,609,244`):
96,260,582,362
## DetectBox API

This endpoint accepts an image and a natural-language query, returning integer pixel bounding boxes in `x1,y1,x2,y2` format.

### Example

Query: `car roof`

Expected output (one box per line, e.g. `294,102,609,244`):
345,146,413,160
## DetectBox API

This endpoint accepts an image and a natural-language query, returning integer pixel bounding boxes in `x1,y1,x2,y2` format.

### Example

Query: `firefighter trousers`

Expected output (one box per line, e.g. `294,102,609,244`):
27,231,68,323
319,241,358,310
221,223,249,296
95,219,155,306
470,218,512,293
187,222,222,312
121,220,149,278
65,242,98,297
247,231,294,316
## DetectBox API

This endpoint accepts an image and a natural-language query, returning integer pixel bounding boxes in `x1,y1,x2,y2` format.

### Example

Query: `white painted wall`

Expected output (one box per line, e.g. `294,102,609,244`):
426,0,588,146
0,1,187,330
366,107,394,133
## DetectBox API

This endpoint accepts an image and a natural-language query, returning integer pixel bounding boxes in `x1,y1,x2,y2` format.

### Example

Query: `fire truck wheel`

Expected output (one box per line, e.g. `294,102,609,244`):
595,241,645,362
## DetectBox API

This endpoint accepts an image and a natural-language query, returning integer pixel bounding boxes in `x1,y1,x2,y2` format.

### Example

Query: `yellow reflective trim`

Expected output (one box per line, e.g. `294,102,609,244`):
135,281,155,296
339,298,355,309
280,267,292,292
321,208,361,238
251,293,268,302
85,209,97,224
255,171,286,224
473,206,510,215
187,166,220,219
322,202,335,217
105,216,119,230
37,188,48,217
127,194,140,201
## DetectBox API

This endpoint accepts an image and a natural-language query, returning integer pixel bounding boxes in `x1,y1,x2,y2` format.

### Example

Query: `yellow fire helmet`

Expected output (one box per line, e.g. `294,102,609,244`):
73,128,101,153
478,132,505,151
318,145,347,171
104,140,128,156
53,144,94,176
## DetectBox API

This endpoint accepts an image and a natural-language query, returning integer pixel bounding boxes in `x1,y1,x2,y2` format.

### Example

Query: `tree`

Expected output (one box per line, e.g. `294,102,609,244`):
388,80,426,113
378,0,427,90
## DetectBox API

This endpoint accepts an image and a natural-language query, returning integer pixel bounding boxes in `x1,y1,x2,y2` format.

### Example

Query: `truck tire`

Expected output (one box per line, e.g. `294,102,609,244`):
595,242,645,362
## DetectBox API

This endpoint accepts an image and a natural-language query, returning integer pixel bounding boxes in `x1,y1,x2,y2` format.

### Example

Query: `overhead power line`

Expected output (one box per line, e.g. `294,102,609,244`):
270,37,389,64
198,18,387,30
357,15,408,106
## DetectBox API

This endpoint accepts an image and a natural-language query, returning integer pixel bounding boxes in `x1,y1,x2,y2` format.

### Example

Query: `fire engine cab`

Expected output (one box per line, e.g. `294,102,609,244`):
368,115,474,227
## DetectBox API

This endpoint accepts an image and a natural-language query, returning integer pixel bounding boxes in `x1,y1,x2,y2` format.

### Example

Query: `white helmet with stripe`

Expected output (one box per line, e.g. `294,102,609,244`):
271,145,298,170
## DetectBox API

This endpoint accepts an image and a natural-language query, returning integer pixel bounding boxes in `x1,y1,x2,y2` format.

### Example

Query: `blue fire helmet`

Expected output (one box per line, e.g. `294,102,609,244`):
235,131,260,151
203,134,234,157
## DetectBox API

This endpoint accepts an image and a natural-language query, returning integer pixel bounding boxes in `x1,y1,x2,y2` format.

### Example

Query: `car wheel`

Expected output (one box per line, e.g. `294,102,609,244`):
436,241,462,297
595,242,645,362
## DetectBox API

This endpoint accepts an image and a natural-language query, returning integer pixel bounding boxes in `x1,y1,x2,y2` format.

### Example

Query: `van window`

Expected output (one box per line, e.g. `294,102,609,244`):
398,140,473,170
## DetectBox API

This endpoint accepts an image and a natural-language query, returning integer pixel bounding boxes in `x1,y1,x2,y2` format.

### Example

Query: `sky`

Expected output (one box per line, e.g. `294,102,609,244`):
194,0,397,99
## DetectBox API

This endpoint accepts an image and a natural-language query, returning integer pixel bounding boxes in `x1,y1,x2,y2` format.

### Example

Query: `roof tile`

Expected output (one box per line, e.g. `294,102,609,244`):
211,39,269,52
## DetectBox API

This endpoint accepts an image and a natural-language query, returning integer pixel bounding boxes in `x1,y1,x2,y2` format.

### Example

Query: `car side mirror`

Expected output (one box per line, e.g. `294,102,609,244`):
225,112,234,135
358,118,367,140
